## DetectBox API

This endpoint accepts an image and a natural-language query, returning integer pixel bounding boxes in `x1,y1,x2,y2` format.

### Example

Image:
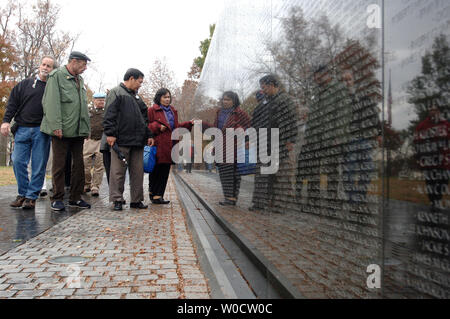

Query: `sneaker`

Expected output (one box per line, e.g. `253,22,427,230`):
22,199,36,210
51,201,65,211
68,200,91,209
130,202,148,209
10,196,26,208
113,201,123,211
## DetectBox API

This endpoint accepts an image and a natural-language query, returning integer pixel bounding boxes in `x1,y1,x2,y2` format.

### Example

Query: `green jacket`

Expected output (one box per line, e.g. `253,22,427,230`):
40,66,90,138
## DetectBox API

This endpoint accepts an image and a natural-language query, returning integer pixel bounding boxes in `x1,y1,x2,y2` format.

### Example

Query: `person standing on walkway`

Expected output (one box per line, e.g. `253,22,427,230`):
83,92,106,197
103,68,155,211
1,56,56,209
40,51,92,211
147,88,194,205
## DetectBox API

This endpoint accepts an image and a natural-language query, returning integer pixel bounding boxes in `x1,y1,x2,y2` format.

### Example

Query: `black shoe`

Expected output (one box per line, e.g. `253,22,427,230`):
113,201,123,211
130,202,148,209
219,199,236,206
51,201,65,211
68,200,91,209
151,198,170,205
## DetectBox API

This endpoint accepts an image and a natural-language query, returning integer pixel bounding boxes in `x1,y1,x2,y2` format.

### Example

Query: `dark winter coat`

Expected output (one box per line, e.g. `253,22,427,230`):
103,83,153,147
148,104,193,164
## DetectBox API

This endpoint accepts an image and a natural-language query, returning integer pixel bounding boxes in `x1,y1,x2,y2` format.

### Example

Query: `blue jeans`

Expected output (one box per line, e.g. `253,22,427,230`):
12,126,51,200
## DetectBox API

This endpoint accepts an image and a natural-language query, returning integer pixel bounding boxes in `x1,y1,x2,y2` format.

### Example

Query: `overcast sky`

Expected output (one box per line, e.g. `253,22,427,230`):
51,0,223,92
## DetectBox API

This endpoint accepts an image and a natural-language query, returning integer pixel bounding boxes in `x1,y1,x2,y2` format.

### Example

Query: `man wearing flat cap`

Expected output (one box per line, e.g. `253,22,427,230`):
83,92,106,197
41,51,92,211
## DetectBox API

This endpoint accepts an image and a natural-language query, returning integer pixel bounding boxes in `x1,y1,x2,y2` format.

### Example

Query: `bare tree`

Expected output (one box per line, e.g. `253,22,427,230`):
140,57,179,106
13,0,77,78
265,7,346,105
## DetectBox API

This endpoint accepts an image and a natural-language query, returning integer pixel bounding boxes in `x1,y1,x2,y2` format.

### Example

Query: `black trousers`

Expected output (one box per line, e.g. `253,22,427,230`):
218,164,241,200
149,163,172,197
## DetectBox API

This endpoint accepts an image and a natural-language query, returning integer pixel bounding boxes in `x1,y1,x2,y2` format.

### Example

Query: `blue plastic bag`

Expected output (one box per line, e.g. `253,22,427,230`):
143,146,157,173
237,147,257,176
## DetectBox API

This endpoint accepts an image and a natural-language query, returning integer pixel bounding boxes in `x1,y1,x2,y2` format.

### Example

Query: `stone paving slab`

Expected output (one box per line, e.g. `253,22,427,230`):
0,175,211,299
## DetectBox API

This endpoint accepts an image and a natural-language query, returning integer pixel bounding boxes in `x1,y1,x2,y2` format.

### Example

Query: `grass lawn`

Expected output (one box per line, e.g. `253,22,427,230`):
0,166,16,186
373,177,449,206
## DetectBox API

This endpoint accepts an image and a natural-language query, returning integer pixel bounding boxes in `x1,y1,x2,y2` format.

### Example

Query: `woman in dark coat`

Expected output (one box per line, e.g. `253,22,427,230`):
148,88,193,204
208,91,251,206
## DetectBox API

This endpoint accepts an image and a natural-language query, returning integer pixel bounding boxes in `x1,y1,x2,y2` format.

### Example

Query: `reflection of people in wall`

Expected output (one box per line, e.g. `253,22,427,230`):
185,141,195,173
15,211,38,243
249,90,269,211
340,67,382,203
201,91,251,206
259,74,297,213
413,105,450,209
296,65,334,208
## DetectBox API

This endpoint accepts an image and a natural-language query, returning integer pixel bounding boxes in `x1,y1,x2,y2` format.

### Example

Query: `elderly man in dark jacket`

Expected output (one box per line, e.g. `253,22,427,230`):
103,68,155,211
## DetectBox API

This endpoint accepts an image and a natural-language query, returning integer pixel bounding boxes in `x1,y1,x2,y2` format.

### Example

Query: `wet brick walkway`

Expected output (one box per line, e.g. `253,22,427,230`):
0,175,210,299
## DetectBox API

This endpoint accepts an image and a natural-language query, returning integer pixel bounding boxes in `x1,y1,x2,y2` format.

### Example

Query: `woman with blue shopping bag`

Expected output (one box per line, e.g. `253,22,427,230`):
147,88,195,204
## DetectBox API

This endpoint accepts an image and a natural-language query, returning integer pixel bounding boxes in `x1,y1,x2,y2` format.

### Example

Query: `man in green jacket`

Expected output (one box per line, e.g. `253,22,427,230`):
41,51,92,211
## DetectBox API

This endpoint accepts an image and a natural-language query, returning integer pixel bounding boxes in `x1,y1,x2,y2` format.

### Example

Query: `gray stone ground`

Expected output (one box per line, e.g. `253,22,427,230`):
0,175,210,299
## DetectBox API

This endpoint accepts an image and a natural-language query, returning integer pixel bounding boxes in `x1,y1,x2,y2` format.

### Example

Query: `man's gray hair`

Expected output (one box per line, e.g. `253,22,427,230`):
41,55,58,69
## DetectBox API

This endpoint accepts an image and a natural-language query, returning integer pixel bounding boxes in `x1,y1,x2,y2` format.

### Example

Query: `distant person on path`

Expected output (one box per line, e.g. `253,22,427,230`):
1,56,56,209
83,92,106,197
103,68,155,211
147,88,194,205
40,51,92,211
185,141,195,174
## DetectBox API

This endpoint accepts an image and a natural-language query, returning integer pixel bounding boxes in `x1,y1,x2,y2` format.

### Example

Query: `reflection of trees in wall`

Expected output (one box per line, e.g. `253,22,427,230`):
407,34,450,132
395,35,450,177
294,41,383,298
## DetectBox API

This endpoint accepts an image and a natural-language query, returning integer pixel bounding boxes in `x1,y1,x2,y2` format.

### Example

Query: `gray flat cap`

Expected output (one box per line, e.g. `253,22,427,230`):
69,51,91,62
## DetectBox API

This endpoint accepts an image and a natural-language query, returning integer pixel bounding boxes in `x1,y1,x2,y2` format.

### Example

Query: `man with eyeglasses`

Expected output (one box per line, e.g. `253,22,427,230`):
40,51,92,211
1,56,56,210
